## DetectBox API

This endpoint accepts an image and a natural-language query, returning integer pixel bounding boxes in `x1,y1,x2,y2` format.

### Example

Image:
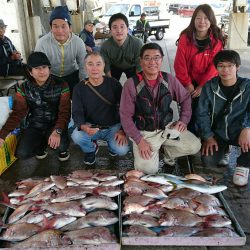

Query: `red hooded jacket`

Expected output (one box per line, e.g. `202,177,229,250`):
174,32,223,87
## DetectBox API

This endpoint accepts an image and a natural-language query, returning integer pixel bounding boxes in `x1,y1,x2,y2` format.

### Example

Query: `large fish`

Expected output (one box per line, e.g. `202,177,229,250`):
80,195,118,211
50,175,67,189
15,211,52,224
143,207,168,219
15,178,43,189
204,214,232,227
13,229,72,248
66,177,99,186
123,203,149,215
93,186,121,197
159,209,203,227
0,222,42,241
69,170,94,179
193,227,237,237
193,194,222,207
159,226,201,237
195,204,226,216
7,204,31,224
142,174,227,194
38,215,77,229
25,181,55,199
8,188,30,198
123,225,157,237
125,170,145,179
93,173,118,182
100,178,124,187
169,188,201,199
61,210,118,231
39,201,86,217
123,195,154,206
123,213,159,227
50,186,92,203
65,227,117,245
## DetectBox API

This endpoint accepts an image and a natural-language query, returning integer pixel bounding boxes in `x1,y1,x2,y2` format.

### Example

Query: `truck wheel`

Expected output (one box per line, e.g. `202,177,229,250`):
155,30,164,40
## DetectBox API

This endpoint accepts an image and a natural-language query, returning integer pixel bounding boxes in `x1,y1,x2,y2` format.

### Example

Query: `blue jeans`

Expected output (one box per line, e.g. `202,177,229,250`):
71,123,129,156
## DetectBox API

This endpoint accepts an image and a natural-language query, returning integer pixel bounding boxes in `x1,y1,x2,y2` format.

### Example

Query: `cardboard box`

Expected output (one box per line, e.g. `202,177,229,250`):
0,134,17,175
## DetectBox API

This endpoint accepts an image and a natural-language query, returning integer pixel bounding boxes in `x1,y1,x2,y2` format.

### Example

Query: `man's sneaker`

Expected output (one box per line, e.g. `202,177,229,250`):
84,142,99,165
58,151,70,162
233,166,249,186
218,153,230,165
109,150,117,157
163,157,176,166
35,151,48,160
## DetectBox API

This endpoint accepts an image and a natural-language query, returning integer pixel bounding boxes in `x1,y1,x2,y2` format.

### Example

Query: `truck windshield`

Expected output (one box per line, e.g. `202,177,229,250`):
105,4,130,16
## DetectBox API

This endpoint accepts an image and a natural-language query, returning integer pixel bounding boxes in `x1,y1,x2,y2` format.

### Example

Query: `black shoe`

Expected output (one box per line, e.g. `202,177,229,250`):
84,143,99,165
58,151,70,162
36,151,48,160
109,150,117,157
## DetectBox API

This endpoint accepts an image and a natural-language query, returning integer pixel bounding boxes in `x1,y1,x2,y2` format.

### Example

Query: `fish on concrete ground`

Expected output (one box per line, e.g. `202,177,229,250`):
123,225,157,237
65,226,117,245
159,226,202,237
61,210,118,231
66,177,99,186
69,170,94,179
193,227,238,237
124,180,151,195
123,213,159,227
50,175,67,189
39,201,86,217
12,229,72,248
0,222,42,241
80,195,118,211
93,186,121,197
159,209,203,227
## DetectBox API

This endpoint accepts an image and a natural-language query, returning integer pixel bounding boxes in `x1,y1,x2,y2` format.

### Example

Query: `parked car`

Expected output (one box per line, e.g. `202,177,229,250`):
178,5,197,17
168,4,181,15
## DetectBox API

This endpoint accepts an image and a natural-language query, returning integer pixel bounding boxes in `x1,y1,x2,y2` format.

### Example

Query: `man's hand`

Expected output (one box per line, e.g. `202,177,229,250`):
48,131,60,149
170,121,187,132
0,138,5,148
239,128,250,153
191,86,202,98
81,124,99,136
86,46,93,53
11,51,21,61
201,137,218,156
138,138,152,160
186,84,194,94
114,130,127,146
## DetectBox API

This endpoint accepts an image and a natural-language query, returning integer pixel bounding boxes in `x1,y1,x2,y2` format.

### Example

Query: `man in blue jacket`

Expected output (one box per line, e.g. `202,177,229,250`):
197,50,250,186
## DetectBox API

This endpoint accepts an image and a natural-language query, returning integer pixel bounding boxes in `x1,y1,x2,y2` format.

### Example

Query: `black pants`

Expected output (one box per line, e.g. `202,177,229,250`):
110,65,137,81
54,70,79,98
15,127,69,159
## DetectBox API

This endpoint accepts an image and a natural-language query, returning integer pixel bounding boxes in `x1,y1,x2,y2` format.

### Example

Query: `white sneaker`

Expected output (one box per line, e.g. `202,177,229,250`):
233,166,249,186
163,157,176,166
218,153,230,165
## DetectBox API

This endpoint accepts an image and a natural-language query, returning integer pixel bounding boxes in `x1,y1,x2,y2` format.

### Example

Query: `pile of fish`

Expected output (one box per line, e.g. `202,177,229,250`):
122,170,238,238
0,170,122,248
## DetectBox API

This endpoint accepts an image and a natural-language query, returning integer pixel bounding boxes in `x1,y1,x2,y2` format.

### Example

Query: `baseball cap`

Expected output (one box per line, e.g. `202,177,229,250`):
0,19,7,28
50,5,71,25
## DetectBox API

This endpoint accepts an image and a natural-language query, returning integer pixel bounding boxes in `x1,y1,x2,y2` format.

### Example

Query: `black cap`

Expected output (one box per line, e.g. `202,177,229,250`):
50,5,71,25
27,52,51,68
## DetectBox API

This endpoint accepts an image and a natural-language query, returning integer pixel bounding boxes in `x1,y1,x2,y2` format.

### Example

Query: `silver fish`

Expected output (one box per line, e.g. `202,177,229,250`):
8,188,30,197
123,225,157,237
38,215,77,229
8,204,31,224
61,210,118,231
123,213,159,227
15,211,52,224
80,195,118,211
25,181,55,198
66,177,99,186
93,173,118,182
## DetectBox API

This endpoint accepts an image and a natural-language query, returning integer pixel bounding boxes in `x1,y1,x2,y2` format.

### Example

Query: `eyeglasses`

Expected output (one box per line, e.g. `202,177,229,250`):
217,64,236,71
142,56,162,62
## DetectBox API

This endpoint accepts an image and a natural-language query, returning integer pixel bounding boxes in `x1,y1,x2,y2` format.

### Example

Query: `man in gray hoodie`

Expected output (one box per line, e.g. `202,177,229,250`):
35,6,87,96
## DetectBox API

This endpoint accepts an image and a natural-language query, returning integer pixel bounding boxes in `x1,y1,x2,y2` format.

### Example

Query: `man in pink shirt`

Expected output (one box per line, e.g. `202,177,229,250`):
120,43,201,174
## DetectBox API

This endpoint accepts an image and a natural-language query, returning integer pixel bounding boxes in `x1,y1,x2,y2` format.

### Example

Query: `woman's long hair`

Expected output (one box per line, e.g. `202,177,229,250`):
176,4,224,45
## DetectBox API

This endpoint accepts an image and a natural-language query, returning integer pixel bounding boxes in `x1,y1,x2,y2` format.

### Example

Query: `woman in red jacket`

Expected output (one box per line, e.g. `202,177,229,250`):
174,4,224,134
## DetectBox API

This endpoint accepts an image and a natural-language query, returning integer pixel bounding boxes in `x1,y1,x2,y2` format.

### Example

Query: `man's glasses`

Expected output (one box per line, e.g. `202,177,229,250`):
217,64,236,71
142,56,162,62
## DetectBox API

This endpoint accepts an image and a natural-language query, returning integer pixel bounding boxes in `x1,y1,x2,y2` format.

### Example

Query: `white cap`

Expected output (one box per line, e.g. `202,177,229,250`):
95,22,105,29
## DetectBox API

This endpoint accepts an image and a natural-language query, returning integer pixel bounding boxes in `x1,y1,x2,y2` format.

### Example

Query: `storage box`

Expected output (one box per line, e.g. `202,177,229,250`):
0,133,17,176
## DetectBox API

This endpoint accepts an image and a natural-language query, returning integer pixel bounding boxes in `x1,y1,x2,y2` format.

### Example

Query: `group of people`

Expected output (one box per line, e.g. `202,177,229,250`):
0,4,249,186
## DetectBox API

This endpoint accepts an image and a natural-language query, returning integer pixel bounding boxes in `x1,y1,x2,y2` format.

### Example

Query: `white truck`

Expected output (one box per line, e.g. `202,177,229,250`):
99,2,170,40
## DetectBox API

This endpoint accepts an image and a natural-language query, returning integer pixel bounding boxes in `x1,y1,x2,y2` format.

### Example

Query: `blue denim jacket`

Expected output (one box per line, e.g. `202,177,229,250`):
197,76,250,142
